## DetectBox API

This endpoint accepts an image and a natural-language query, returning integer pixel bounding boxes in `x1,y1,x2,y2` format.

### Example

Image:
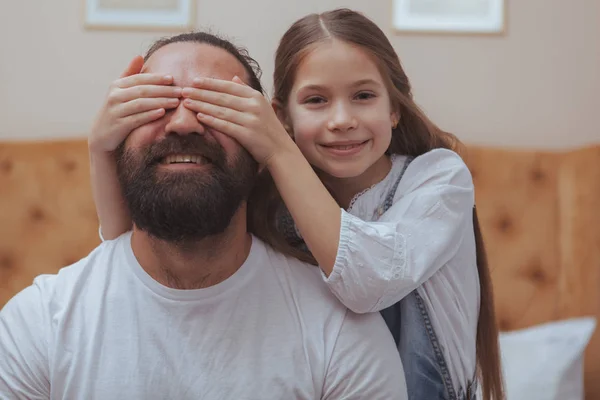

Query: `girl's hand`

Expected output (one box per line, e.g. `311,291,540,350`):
88,55,183,154
181,76,295,166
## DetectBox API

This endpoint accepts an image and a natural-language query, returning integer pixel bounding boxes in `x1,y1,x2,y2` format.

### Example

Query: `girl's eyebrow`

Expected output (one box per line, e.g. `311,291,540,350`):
299,78,382,92
350,78,382,88
298,84,326,92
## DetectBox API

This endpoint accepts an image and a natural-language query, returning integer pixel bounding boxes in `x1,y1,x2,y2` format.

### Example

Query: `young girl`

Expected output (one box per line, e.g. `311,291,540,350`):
89,9,504,400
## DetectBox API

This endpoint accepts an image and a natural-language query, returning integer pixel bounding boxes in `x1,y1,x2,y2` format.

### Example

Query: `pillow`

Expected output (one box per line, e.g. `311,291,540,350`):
499,317,596,400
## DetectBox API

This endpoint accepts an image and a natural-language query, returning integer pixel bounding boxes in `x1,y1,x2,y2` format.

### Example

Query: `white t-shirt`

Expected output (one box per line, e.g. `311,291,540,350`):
326,149,480,391
0,233,407,400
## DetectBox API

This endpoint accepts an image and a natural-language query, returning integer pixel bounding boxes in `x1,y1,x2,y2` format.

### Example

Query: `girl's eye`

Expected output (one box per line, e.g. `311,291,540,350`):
355,92,376,100
305,96,326,104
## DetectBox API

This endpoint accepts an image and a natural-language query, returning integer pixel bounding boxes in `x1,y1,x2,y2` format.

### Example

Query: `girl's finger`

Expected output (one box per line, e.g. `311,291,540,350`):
195,112,248,140
120,56,144,78
181,87,247,112
117,97,180,118
232,75,246,85
183,99,251,127
120,108,166,130
112,84,182,104
191,77,256,98
116,73,174,89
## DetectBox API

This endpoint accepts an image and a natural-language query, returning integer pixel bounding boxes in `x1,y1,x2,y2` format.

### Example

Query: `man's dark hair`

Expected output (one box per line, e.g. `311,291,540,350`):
145,31,264,94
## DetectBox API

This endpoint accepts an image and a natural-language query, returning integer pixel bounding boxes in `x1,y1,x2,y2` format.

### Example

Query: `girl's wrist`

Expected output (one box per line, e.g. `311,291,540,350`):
89,146,117,166
267,137,303,172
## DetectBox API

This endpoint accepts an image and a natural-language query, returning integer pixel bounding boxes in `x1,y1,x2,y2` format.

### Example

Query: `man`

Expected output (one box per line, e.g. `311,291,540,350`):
0,32,407,399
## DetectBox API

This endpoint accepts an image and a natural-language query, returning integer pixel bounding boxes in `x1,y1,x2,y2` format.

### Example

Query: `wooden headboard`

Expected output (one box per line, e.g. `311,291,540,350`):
466,144,600,399
1,139,599,398
0,140,100,304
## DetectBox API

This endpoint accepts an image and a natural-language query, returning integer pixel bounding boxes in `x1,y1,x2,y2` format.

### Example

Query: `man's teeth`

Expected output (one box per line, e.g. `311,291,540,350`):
163,154,207,165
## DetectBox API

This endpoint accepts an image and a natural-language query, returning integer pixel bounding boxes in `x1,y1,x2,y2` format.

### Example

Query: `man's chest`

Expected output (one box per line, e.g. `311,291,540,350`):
52,354,318,400
48,311,326,400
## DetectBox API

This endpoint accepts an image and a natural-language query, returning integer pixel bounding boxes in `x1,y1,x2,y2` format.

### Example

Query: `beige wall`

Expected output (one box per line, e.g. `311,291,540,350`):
0,0,598,148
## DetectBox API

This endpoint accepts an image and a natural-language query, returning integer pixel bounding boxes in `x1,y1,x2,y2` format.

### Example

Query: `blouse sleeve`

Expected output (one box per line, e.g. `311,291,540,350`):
324,149,475,313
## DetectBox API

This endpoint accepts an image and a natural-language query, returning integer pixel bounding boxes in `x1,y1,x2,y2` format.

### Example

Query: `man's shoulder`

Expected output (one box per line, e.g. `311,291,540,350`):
16,234,125,309
256,238,325,282
252,237,348,311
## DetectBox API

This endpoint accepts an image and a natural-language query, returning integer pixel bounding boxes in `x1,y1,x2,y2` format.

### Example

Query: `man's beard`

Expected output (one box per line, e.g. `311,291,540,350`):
115,134,258,244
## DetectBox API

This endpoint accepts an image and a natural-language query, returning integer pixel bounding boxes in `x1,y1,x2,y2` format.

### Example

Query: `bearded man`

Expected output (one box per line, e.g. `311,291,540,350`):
0,31,407,400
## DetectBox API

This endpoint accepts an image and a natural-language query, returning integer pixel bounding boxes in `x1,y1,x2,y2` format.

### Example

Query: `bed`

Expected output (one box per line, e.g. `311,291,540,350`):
1,139,599,398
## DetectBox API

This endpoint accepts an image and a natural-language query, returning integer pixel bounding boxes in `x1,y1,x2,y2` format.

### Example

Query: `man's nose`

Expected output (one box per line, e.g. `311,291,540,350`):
164,102,207,136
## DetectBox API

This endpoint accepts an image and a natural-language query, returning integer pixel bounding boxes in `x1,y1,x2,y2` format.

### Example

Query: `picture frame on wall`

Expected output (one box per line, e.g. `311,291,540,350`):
392,0,506,35
84,0,195,31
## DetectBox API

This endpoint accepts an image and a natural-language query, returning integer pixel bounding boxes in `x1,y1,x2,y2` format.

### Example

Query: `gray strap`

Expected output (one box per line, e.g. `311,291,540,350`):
380,156,414,215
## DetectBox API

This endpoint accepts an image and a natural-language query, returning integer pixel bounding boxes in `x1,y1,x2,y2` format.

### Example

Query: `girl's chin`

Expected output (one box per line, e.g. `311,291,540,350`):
315,164,366,181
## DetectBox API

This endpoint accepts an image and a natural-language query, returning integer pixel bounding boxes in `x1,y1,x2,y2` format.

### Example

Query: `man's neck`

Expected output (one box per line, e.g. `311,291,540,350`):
130,211,252,290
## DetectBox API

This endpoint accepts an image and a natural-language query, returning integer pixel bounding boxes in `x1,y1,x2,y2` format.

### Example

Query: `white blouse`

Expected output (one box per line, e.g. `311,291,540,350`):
325,148,480,391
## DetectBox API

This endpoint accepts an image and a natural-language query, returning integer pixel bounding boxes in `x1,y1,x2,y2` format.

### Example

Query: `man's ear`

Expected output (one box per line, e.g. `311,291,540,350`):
272,100,293,135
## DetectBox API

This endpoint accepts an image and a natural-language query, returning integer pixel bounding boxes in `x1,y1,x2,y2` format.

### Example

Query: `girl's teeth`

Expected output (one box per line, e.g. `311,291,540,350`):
329,143,362,150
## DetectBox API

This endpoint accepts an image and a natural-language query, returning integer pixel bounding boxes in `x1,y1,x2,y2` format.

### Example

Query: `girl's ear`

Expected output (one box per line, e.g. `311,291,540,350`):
391,112,400,129
272,100,293,135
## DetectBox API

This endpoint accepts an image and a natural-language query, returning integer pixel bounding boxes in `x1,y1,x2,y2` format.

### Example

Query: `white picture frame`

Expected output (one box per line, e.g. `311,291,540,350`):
84,0,195,31
392,0,506,35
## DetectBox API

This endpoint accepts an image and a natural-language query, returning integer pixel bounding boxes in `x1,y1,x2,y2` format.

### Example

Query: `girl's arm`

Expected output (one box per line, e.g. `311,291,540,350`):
270,148,474,313
89,151,132,240
89,56,182,240
267,144,342,274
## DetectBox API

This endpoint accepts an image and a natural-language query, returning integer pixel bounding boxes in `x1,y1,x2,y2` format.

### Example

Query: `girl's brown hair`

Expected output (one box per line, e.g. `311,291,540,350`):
248,8,504,399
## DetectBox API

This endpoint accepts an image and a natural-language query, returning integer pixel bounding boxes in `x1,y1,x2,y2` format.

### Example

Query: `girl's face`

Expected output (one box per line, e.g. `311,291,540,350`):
285,39,397,185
